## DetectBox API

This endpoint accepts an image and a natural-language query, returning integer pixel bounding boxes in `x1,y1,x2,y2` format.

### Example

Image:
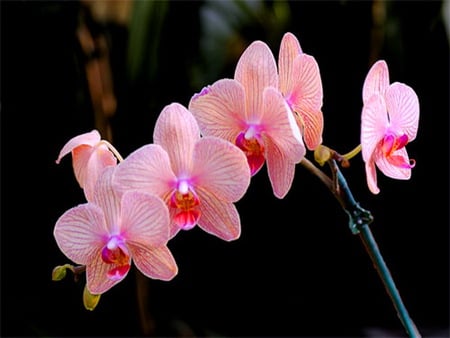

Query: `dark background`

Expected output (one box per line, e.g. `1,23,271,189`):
1,1,449,337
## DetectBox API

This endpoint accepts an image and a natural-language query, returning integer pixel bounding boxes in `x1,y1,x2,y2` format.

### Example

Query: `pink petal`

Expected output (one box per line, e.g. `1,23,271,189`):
234,40,278,121
69,142,117,201
278,32,303,95
288,54,324,150
188,79,247,142
385,82,420,141
91,167,121,231
55,129,101,164
153,103,200,176
86,251,123,294
363,60,390,103
54,203,107,265
120,191,170,247
113,144,176,197
374,147,412,180
365,160,380,194
264,135,297,199
196,187,241,241
261,87,305,164
192,136,250,202
129,244,178,281
361,94,389,162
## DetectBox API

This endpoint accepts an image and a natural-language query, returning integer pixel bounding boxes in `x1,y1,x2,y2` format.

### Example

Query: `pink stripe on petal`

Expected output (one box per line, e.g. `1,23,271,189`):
375,148,412,180
361,94,389,162
235,41,278,121
264,136,297,199
54,204,107,265
363,60,390,103
196,188,241,241
154,103,200,176
385,83,420,141
279,32,303,94
188,79,246,142
113,144,176,197
86,253,122,294
120,191,170,247
192,136,251,202
261,87,305,164
129,244,178,281
92,167,121,231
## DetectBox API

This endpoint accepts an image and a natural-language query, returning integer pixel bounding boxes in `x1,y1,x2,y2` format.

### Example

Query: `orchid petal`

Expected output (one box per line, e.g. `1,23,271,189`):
385,82,420,141
363,60,390,103
235,40,278,121
120,191,170,247
54,203,107,265
86,251,123,294
365,160,380,195
261,87,305,164
361,93,389,162
129,244,178,281
92,167,121,231
264,136,297,199
153,103,200,176
55,129,101,164
278,32,303,95
188,79,246,142
288,54,324,150
374,147,412,180
196,187,241,241
192,136,250,202
113,144,176,197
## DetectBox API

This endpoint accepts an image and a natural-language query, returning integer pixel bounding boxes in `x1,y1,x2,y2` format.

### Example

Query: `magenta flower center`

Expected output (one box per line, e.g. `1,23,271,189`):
381,132,415,168
235,128,265,175
101,235,131,281
169,181,201,230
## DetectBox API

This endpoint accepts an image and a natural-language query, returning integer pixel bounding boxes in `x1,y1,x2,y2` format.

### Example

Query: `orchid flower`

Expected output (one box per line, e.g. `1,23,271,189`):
55,129,119,201
361,60,420,194
189,40,305,199
54,166,178,295
112,103,251,241
278,32,324,150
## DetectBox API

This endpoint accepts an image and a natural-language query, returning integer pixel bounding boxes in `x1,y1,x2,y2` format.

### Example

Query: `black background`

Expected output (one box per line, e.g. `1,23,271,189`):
1,1,449,337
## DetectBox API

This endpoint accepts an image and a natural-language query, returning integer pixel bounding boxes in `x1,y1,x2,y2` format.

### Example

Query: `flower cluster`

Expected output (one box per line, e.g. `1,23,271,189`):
52,32,419,308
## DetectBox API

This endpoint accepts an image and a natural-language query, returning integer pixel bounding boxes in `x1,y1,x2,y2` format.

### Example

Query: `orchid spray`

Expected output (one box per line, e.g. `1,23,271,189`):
52,32,421,337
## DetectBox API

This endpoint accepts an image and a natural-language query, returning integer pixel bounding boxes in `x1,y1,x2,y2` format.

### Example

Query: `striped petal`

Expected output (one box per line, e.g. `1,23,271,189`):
54,203,107,265
120,191,170,247
385,82,420,141
113,144,176,197
196,187,241,241
278,32,303,95
153,103,200,176
235,40,278,121
363,60,390,103
361,93,389,162
192,136,250,202
188,79,246,142
129,244,178,281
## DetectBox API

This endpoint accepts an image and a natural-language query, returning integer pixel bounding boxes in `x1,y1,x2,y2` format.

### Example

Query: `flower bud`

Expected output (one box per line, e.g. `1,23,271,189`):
83,284,101,311
314,145,332,166
52,264,74,281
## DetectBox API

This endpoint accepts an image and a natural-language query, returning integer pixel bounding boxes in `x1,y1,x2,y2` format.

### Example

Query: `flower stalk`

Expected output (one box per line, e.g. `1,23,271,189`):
301,157,421,337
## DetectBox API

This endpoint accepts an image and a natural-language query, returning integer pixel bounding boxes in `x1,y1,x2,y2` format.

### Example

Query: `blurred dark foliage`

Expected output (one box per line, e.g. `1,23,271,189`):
1,1,448,337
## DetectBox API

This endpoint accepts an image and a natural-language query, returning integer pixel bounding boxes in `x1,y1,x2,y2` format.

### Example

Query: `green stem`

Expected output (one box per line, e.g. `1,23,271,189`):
300,158,421,337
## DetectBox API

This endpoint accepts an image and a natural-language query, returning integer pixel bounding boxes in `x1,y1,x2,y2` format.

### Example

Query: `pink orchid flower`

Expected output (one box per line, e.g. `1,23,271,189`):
56,129,118,201
189,40,305,199
54,166,178,295
278,32,324,150
112,103,251,241
361,60,420,194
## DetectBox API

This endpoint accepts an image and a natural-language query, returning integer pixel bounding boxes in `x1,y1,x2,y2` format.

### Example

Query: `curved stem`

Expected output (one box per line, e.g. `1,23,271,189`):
301,157,421,337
